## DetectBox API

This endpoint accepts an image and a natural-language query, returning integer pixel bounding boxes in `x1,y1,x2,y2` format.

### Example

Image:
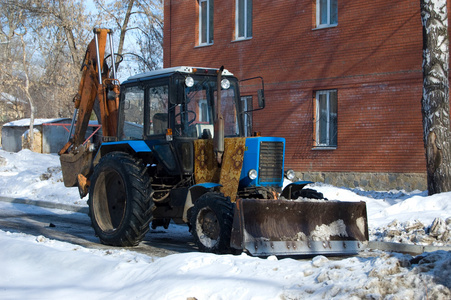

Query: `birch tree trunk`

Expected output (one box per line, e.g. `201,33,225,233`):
117,0,135,59
420,0,451,195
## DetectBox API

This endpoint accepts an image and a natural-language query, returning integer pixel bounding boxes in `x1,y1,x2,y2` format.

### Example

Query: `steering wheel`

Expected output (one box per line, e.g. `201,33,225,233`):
175,110,197,125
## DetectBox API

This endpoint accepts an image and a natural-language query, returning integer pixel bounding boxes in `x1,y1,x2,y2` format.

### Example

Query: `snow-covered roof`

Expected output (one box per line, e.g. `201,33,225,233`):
3,118,70,127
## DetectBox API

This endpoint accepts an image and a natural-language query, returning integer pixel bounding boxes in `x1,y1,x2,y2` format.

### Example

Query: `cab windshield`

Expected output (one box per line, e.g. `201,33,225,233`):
173,75,242,138
119,73,243,140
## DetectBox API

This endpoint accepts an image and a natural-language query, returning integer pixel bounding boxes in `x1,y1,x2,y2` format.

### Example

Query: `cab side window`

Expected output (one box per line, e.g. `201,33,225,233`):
147,85,169,135
122,86,144,140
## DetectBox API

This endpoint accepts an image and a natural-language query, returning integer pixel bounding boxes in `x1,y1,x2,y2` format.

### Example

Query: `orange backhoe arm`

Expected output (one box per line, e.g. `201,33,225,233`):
60,28,119,154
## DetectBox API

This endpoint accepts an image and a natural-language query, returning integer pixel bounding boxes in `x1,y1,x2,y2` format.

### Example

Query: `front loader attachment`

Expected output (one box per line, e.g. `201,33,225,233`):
231,198,368,256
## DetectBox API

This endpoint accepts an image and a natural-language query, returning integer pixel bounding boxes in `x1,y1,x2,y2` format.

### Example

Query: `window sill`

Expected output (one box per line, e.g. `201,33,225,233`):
312,146,337,150
195,43,214,48
313,24,338,30
232,37,252,42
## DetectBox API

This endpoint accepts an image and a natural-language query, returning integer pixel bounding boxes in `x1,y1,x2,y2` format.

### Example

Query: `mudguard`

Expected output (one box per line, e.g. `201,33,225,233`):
182,183,222,223
94,140,152,165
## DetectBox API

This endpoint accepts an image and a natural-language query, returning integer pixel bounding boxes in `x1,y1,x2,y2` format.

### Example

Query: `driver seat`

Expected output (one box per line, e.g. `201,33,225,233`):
152,113,168,134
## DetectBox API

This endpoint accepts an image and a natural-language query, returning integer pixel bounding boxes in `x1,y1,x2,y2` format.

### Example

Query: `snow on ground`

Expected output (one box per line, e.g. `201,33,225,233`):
1,229,450,300
0,149,451,299
0,149,87,206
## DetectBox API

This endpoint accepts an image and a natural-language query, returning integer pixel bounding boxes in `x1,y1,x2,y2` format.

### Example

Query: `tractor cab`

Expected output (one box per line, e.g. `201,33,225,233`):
118,67,244,142
115,67,252,180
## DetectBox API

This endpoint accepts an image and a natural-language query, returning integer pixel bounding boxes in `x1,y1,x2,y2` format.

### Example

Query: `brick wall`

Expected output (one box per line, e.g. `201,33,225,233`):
163,0,451,183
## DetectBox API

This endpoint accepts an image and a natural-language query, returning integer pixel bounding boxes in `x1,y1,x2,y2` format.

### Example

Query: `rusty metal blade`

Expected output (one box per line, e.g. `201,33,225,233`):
233,198,368,256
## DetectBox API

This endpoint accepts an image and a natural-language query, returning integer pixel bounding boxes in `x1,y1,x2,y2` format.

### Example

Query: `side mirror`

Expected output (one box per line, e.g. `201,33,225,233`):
240,76,265,111
257,89,265,109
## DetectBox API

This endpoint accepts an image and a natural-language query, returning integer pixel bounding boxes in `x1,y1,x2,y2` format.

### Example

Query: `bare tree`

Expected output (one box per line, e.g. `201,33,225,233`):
1,0,161,131
0,3,31,128
94,0,163,74
0,5,37,147
17,28,37,147
134,0,163,72
420,0,451,195
9,0,90,64
1,0,94,123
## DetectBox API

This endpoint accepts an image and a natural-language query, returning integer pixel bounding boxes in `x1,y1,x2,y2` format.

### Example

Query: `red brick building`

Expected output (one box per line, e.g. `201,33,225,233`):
163,0,450,191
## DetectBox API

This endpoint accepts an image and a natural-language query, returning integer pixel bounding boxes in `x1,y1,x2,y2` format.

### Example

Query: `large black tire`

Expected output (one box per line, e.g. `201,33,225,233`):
190,192,234,254
88,152,154,247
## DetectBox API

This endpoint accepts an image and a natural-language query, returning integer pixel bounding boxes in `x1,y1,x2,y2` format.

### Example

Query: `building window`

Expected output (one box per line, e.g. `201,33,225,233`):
199,0,214,45
236,0,252,40
314,90,337,148
316,0,338,28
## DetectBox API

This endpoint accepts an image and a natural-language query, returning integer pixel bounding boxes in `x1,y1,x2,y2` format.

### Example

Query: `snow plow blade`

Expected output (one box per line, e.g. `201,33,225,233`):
231,198,368,256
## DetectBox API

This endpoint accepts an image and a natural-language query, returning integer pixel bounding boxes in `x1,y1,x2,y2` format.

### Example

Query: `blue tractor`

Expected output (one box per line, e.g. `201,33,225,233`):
60,30,368,256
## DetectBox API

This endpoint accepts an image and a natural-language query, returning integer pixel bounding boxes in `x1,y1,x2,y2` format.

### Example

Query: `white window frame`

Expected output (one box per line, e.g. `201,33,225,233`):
235,0,252,40
316,0,338,29
315,90,337,148
199,0,213,45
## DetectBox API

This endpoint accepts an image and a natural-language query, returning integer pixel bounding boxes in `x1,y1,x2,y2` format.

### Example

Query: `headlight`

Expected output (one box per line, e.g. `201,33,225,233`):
286,169,296,180
185,76,194,87
221,78,230,90
248,169,258,180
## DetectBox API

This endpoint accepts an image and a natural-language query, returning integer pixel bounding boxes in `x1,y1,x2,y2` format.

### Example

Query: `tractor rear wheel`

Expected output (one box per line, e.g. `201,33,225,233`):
190,192,234,253
88,152,154,246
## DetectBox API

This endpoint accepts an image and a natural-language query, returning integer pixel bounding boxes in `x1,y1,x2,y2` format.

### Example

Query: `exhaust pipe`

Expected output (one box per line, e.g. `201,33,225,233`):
214,66,225,164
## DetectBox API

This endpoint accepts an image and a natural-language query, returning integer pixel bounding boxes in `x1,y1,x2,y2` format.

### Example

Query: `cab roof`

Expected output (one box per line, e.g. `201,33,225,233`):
125,66,234,83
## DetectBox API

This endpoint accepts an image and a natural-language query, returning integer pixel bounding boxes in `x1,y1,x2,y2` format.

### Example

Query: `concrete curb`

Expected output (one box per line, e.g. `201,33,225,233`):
0,196,89,215
368,241,451,255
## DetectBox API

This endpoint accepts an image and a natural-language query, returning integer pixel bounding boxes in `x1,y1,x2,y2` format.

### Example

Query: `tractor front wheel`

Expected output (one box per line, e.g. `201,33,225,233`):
190,192,234,253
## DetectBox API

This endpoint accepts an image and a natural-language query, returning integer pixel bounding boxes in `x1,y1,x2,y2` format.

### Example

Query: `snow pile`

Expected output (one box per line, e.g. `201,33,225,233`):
1,229,450,300
364,191,451,246
290,220,350,243
0,149,86,206
310,219,348,241
370,217,451,246
311,183,451,247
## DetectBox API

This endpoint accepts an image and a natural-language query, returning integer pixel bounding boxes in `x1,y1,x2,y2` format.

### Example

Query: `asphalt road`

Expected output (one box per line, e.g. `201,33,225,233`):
2,198,449,258
0,200,198,257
